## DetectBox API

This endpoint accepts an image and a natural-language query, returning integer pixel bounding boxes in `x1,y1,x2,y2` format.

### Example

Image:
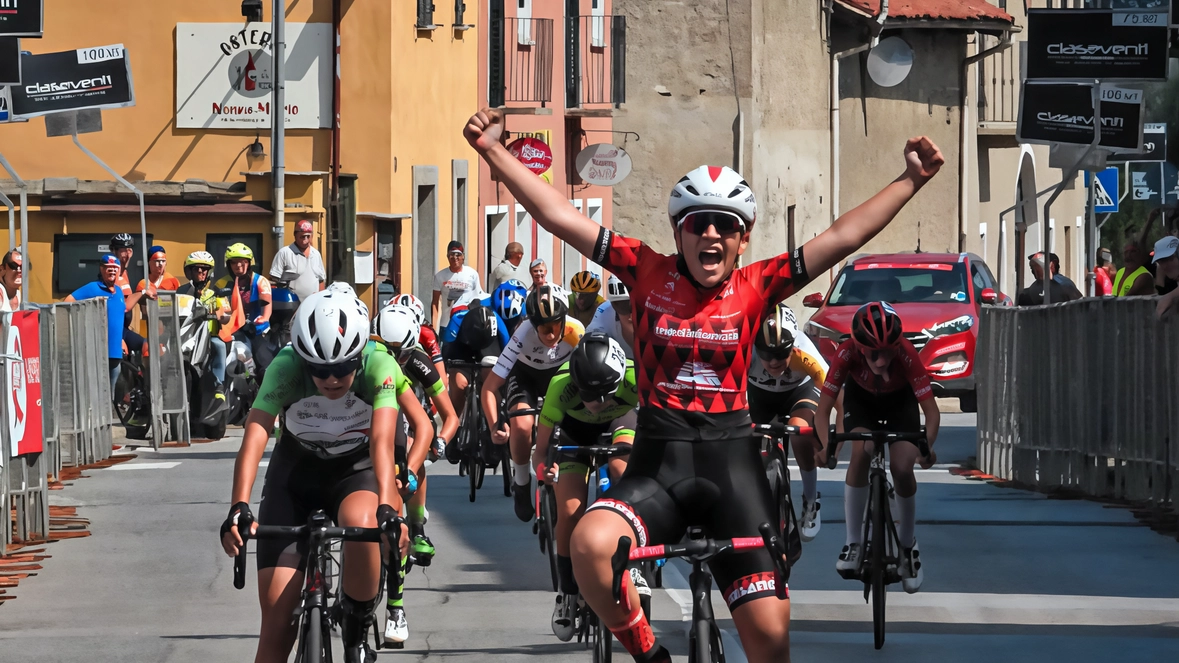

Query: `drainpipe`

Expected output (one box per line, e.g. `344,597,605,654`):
959,31,1013,252
829,0,887,261
272,0,287,248
331,0,342,279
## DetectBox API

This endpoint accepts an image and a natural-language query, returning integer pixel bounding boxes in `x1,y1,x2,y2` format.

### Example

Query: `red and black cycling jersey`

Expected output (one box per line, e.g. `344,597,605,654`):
419,324,443,365
821,338,933,402
591,227,808,417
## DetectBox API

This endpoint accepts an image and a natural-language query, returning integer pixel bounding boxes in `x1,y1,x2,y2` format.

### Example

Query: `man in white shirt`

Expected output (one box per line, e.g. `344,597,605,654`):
528,259,548,291
432,241,482,328
269,219,326,302
490,242,526,292
0,250,21,312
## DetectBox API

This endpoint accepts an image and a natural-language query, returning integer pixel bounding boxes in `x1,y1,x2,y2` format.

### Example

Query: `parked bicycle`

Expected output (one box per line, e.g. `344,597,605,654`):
611,523,790,663
232,510,405,662
827,426,929,650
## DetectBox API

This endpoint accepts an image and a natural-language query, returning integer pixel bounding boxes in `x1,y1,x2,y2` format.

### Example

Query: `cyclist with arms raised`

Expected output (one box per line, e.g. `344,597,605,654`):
531,333,638,641
749,302,828,540
481,284,584,522
815,301,939,595
219,291,433,663
465,107,942,662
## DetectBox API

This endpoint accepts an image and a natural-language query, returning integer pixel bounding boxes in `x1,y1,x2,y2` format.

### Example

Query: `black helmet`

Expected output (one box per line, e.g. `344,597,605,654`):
457,300,497,350
755,303,796,361
109,233,135,250
569,332,627,402
526,284,568,328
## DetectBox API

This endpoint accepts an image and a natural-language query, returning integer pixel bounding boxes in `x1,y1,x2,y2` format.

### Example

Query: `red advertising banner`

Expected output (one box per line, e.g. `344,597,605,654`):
8,310,43,457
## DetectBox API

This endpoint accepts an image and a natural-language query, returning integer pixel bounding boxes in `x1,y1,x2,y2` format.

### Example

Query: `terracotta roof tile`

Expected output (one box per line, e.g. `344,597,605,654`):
836,0,1014,23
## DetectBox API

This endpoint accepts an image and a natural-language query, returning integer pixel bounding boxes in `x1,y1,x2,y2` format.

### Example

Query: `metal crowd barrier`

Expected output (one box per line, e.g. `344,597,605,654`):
146,292,190,448
45,299,115,468
977,297,1179,504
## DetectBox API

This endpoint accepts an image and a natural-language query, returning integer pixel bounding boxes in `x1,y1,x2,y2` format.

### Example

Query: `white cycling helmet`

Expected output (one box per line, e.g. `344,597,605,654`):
327,281,357,297
291,292,370,365
373,305,421,356
547,283,570,303
392,293,426,325
606,275,629,303
668,165,756,231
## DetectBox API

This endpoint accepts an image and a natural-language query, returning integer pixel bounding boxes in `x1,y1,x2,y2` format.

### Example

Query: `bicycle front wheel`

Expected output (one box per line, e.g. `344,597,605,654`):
593,613,613,663
299,605,326,663
542,486,560,592
870,474,888,649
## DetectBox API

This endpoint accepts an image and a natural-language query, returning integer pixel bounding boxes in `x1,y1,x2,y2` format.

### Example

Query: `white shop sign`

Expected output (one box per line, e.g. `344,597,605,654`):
175,22,331,129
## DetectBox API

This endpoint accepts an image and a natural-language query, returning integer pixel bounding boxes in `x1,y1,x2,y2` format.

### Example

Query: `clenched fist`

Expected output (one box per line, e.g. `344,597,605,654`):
464,108,506,153
903,136,944,182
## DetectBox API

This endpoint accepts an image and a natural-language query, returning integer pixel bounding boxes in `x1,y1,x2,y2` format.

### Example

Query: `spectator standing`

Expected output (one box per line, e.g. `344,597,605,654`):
108,233,149,355
1094,248,1114,297
136,245,181,294
1153,235,1179,319
1114,241,1155,297
1018,252,1081,305
432,240,482,328
528,258,548,290
269,219,326,302
214,243,275,380
65,255,125,390
0,249,23,311
490,242,527,292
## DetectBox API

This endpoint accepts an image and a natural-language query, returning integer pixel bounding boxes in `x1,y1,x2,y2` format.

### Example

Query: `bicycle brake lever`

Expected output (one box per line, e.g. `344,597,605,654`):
610,536,632,604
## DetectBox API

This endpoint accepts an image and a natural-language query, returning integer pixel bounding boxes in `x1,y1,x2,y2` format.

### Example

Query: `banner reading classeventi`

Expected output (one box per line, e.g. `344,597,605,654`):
10,44,135,119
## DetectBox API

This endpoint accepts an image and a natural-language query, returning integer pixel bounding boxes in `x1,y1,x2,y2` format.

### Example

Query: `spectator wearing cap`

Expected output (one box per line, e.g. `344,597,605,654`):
432,240,482,328
136,245,181,295
1094,248,1114,297
1153,235,1179,320
66,255,127,391
0,249,23,312
490,241,527,292
528,258,548,291
270,219,326,302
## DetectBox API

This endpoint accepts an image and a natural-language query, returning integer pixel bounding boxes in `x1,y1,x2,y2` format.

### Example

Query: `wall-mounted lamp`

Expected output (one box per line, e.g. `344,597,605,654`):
241,0,264,23
249,135,266,159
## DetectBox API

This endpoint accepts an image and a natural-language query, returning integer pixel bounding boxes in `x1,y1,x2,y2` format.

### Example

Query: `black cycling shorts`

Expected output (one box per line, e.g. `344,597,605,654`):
504,363,560,409
747,381,821,425
442,339,499,367
842,380,921,433
256,437,377,571
587,409,786,611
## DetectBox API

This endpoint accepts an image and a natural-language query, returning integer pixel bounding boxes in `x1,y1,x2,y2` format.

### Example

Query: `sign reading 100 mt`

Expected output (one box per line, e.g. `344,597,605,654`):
1026,8,1170,81
1018,84,1144,151
9,45,135,119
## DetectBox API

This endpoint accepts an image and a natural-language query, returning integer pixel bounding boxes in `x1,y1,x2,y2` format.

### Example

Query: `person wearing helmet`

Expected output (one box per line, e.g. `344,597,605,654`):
466,105,942,662
491,278,529,334
214,243,276,379
481,284,585,522
748,303,828,542
586,274,634,359
815,301,939,595
531,333,637,642
390,293,444,378
372,304,460,568
178,251,232,385
442,298,510,459
220,292,433,661
108,233,136,297
108,233,149,356
567,270,605,327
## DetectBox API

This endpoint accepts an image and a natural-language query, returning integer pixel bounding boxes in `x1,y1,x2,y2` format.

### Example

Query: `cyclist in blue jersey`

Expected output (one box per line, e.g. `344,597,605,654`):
491,278,529,334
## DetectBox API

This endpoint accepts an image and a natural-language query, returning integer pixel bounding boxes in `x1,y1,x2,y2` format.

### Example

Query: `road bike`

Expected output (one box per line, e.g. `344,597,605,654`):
446,360,496,502
503,405,543,499
612,523,790,663
232,510,404,662
752,422,807,567
827,426,929,650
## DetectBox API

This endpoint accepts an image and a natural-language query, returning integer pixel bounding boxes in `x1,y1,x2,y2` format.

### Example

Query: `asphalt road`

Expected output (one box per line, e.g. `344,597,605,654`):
2,413,1178,662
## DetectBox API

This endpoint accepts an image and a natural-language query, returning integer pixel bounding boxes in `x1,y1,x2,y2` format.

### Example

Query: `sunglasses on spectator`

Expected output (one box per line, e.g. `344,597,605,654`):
4,261,21,271
307,357,362,380
677,210,746,236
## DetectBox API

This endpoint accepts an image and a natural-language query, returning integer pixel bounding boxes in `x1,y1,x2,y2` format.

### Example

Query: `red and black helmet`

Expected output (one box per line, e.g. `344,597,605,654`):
851,301,903,351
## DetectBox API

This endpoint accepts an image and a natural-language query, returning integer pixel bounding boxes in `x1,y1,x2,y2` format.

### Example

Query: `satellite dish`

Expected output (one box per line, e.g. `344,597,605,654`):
866,36,914,88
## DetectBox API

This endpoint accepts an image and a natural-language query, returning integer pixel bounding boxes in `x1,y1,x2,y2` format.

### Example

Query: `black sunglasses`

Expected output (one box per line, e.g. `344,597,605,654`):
677,210,745,236
579,389,614,404
307,357,362,380
4,261,21,271
756,346,793,362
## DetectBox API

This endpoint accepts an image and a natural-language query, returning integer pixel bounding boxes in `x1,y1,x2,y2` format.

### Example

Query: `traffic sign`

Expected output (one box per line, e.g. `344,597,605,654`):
1088,167,1120,213
1026,8,1171,81
1129,162,1163,206
1164,162,1179,205
1018,83,1144,150
1107,122,1166,162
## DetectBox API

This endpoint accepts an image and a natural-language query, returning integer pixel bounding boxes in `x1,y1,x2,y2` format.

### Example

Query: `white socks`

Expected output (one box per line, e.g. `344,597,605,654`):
844,484,869,545
800,469,818,503
895,494,916,549
513,461,532,486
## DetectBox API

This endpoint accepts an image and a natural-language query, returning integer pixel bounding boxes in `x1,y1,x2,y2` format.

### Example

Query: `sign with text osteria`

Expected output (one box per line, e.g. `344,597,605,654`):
1026,8,1170,81
175,22,331,129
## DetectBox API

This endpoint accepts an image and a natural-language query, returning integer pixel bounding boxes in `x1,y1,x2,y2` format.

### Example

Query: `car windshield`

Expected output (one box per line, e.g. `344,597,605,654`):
828,262,970,305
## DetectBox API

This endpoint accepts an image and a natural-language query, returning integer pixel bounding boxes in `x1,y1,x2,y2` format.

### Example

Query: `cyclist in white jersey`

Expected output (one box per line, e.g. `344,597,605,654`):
585,275,634,359
481,284,585,521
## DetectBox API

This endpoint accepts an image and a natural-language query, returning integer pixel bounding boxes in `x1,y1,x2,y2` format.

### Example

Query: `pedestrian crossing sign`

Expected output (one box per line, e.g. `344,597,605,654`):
1088,167,1119,214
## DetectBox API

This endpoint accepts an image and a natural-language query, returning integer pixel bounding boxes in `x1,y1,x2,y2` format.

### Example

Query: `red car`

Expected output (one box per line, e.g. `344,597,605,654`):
800,252,1010,412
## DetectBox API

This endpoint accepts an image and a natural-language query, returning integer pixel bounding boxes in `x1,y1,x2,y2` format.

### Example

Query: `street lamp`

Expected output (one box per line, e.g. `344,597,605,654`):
249,134,265,159
241,0,263,23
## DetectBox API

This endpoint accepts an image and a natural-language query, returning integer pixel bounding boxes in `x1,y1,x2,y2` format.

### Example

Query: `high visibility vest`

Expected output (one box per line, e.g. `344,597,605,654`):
1113,266,1150,297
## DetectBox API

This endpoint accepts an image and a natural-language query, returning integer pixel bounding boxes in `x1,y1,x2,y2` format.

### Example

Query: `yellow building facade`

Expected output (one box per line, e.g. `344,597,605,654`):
0,0,478,306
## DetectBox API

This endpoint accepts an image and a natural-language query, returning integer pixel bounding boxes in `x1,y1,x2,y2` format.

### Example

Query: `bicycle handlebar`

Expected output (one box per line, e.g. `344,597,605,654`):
823,426,931,467
504,408,542,418
753,423,815,437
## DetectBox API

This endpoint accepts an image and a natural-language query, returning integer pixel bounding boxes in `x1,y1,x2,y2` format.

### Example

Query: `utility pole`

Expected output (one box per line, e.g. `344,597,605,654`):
272,0,286,248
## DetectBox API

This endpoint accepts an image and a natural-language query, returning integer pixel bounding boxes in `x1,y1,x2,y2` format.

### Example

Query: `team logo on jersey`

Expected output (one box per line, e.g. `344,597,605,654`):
674,362,723,389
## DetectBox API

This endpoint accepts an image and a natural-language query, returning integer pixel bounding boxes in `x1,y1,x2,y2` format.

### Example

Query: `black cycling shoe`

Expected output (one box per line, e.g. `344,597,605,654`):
483,441,504,468
444,437,462,464
512,483,534,522
344,642,377,663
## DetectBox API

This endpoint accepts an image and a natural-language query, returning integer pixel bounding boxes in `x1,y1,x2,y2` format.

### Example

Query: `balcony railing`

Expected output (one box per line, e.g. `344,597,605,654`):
566,15,626,110
488,17,554,108
977,36,1019,127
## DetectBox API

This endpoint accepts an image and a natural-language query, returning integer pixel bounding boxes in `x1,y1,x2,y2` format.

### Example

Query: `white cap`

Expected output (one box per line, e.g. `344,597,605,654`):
1152,235,1179,263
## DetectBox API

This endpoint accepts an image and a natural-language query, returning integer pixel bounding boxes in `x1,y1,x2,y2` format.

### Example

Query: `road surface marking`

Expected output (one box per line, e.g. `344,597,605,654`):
106,462,181,471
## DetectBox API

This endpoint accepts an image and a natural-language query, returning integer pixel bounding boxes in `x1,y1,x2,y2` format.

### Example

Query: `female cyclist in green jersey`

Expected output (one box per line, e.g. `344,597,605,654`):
220,291,433,663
